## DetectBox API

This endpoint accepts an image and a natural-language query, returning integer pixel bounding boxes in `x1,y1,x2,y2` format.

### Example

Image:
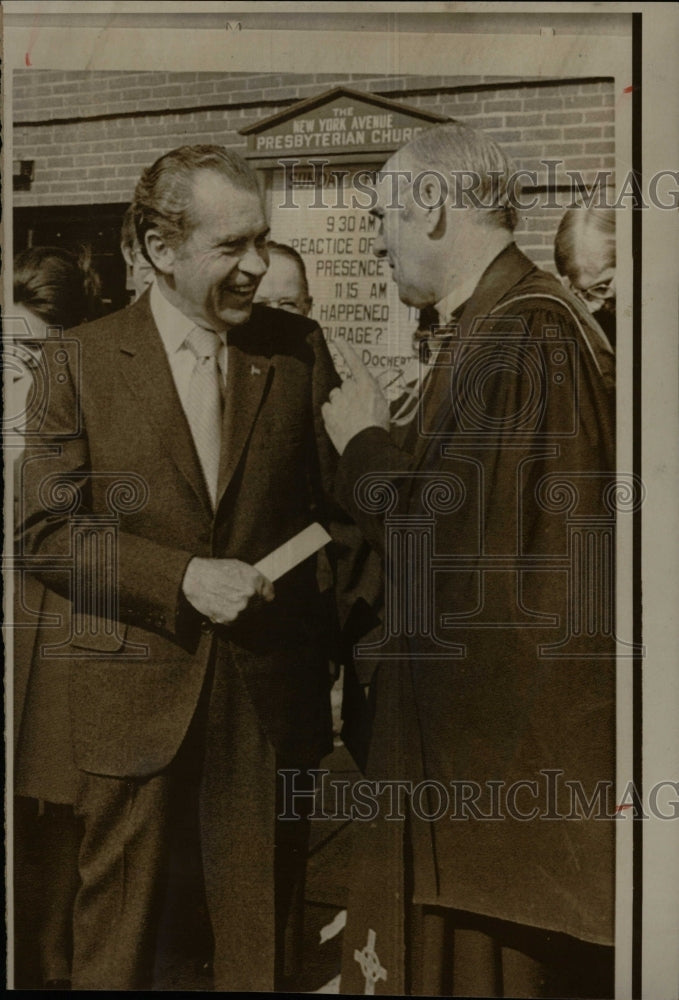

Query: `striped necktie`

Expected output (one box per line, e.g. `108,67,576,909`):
415,305,440,365
390,304,468,427
390,308,441,427
185,326,223,507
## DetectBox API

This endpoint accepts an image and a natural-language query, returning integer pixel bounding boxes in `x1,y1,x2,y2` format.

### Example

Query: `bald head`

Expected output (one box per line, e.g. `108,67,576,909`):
398,122,519,232
371,123,517,308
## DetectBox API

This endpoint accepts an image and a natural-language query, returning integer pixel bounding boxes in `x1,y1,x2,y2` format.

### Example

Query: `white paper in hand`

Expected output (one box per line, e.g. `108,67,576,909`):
254,522,331,583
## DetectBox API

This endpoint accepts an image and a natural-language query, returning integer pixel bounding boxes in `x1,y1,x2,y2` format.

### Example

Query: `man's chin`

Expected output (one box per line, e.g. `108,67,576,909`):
399,289,429,310
219,301,254,329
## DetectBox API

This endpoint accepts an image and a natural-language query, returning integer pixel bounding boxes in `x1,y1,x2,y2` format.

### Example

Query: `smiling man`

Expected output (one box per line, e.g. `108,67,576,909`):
18,145,339,990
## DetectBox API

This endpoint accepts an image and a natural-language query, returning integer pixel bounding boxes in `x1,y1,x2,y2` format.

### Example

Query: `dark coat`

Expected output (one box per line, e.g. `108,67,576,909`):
16,293,339,781
12,359,78,803
336,245,617,993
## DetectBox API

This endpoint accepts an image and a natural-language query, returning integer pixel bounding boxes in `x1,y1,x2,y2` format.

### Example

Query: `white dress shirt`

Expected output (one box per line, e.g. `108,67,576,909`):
149,281,227,423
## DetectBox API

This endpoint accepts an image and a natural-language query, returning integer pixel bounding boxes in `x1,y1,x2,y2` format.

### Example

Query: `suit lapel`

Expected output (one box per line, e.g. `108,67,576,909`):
117,293,213,516
216,318,272,508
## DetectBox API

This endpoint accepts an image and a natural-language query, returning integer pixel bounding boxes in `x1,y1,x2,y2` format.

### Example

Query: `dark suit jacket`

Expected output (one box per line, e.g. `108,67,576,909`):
336,244,616,953
12,373,78,802
17,293,339,779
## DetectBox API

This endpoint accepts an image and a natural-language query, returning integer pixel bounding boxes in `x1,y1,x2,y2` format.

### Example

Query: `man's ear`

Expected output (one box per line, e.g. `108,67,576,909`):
144,229,176,276
417,179,446,237
424,201,445,237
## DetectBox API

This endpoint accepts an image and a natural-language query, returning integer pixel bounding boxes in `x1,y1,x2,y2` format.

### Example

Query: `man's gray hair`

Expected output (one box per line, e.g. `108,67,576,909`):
404,122,518,232
554,206,616,282
132,145,261,266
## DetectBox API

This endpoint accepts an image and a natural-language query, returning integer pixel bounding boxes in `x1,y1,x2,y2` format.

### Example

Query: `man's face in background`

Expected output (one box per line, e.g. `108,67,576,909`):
564,230,616,346
565,230,616,318
123,243,153,299
123,242,154,300
254,251,312,316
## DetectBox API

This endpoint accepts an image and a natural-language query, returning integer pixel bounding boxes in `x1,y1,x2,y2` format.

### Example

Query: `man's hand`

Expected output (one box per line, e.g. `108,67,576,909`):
322,339,389,455
182,557,274,626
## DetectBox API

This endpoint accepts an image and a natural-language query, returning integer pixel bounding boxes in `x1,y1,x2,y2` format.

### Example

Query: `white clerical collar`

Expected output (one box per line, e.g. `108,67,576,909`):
150,280,226,358
435,272,484,325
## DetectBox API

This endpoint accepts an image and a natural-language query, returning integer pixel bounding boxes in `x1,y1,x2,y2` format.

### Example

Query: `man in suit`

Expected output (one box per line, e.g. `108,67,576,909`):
18,145,339,990
322,124,616,996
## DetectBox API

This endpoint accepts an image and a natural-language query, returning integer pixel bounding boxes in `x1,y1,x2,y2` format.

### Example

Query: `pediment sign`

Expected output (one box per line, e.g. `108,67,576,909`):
240,87,449,166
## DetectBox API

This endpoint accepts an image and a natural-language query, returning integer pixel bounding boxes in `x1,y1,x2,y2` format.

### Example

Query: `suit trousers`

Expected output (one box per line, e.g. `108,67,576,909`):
71,640,314,991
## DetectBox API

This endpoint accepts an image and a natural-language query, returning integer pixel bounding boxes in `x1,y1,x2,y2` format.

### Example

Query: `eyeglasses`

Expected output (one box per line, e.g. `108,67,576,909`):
571,277,615,307
253,296,308,315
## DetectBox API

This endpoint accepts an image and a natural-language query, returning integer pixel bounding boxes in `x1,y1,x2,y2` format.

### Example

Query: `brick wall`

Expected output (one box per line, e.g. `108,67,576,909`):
13,71,615,269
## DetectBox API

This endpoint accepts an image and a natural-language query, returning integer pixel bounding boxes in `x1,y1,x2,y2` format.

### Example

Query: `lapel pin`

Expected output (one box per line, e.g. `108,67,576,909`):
250,364,261,376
